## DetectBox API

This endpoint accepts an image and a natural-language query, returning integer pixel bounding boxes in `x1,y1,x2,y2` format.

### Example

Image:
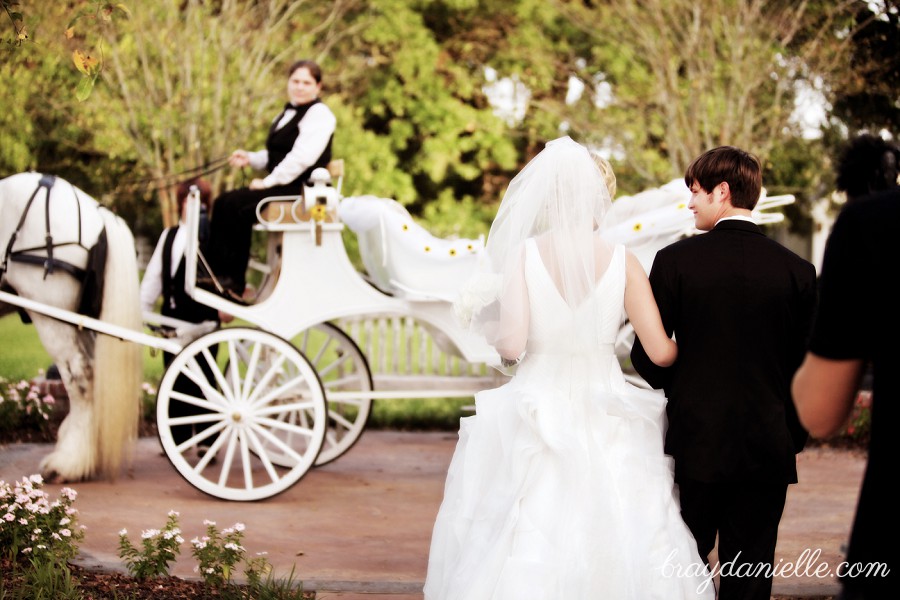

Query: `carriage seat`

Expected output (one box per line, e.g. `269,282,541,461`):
337,195,484,302
257,160,345,225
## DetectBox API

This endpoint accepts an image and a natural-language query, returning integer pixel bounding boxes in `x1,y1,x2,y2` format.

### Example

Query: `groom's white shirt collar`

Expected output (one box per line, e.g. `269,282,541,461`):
715,215,756,226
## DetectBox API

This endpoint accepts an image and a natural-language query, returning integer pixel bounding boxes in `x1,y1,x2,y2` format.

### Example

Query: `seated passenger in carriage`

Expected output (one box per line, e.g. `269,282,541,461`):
204,59,336,299
141,178,220,450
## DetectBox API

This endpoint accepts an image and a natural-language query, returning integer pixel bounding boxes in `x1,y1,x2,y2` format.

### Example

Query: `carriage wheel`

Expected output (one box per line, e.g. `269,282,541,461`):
298,323,373,466
156,327,327,501
224,323,372,469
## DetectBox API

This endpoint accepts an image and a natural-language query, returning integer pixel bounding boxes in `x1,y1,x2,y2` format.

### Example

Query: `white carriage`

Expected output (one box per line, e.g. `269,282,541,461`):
1,165,795,502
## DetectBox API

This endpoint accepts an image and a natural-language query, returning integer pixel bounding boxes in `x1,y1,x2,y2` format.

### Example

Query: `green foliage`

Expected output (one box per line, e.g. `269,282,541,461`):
243,565,307,600
369,397,473,430
1,0,27,46
117,511,183,579
17,561,83,600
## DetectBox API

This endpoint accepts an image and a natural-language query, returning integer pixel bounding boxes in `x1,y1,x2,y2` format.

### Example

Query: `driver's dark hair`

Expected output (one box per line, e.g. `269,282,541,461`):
288,59,322,83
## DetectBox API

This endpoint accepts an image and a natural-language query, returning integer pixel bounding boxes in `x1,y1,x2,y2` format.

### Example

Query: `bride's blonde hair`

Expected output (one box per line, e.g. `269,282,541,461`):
592,153,617,199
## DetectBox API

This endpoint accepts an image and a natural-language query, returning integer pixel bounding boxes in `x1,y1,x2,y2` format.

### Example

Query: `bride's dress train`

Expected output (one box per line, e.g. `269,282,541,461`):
424,240,714,599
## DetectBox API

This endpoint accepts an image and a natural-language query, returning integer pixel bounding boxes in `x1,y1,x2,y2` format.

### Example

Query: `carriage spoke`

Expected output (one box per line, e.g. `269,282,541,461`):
245,427,281,483
255,416,316,437
204,347,237,405
168,389,223,413
227,339,244,401
327,410,357,430
308,335,335,367
240,341,264,400
192,425,232,470
298,330,311,355
249,374,309,409
217,431,240,487
239,430,254,489
181,358,229,407
255,399,318,416
251,421,309,462
316,352,353,379
175,421,228,454
245,353,291,406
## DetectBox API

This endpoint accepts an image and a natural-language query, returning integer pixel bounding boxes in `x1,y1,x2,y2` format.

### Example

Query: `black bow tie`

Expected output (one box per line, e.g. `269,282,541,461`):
284,103,300,111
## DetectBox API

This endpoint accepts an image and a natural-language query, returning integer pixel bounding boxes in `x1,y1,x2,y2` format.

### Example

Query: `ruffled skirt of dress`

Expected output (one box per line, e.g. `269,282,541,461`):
423,355,714,600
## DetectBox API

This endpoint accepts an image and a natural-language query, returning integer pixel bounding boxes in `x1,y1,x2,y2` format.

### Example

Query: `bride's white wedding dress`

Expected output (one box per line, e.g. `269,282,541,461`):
424,240,714,599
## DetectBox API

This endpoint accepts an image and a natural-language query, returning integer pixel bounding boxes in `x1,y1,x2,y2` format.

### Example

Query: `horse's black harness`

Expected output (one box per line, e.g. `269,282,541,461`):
1,174,94,281
1,174,109,319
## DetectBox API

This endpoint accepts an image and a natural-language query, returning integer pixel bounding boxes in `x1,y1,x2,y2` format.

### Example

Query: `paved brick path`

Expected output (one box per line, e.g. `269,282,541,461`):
0,432,865,599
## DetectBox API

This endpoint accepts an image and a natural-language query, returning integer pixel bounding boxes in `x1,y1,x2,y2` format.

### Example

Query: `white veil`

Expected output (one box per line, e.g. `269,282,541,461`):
454,136,615,362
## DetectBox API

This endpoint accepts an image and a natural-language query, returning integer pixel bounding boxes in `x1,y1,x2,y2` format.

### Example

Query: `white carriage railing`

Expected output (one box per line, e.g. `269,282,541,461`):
336,314,506,394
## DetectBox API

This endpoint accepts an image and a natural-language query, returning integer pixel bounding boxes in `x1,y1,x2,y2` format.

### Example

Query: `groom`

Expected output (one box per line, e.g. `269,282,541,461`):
630,146,816,600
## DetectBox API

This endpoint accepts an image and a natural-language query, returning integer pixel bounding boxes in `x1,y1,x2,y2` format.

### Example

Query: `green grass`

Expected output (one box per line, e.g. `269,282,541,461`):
0,313,166,385
0,314,51,381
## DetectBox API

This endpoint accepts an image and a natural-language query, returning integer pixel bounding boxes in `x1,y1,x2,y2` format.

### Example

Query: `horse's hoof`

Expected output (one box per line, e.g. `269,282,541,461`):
41,469,66,484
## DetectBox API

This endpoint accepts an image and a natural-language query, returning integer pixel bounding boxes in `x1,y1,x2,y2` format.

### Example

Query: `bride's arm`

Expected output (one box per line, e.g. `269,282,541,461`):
494,248,529,362
624,251,677,367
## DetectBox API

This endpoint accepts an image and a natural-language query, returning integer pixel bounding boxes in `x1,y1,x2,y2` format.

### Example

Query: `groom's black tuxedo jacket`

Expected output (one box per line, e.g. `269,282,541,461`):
630,219,817,485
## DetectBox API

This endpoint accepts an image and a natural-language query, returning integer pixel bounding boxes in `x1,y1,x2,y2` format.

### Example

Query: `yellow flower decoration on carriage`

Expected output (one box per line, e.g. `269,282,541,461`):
633,222,643,232
310,204,327,222
467,244,474,251
449,248,457,257
424,245,431,252
402,224,409,231
677,203,687,209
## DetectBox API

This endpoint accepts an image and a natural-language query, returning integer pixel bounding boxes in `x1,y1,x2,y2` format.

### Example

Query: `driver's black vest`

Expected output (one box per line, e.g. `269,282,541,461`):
265,99,333,187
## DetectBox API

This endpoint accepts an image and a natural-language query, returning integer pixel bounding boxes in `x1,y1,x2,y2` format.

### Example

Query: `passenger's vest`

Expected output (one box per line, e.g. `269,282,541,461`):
161,226,219,324
265,99,333,187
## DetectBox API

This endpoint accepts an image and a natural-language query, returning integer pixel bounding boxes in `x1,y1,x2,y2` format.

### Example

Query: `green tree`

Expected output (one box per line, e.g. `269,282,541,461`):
828,0,900,133
94,0,364,227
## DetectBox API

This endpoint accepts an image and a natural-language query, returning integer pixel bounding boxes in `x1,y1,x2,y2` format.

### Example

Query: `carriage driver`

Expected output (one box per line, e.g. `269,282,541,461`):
203,59,336,300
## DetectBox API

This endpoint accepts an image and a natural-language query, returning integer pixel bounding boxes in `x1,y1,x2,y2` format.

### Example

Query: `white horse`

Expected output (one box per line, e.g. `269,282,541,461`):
0,172,142,482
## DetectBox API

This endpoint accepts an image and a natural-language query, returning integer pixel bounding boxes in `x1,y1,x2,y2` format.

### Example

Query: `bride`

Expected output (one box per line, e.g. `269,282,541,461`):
423,137,714,599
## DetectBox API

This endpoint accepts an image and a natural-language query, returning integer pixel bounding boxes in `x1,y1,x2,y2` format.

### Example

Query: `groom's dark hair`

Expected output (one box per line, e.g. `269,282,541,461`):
684,146,762,210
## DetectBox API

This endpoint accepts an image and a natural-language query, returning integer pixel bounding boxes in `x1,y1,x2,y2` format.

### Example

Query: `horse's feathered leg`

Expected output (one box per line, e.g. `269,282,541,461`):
37,320,98,481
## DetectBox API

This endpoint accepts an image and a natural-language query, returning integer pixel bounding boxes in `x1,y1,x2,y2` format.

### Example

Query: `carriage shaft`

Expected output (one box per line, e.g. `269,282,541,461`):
0,289,182,354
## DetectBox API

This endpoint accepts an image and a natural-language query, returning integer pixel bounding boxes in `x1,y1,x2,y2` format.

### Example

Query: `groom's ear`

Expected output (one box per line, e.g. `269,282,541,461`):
714,181,731,205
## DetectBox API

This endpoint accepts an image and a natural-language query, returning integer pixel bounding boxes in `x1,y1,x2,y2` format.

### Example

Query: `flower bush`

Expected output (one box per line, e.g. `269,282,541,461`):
1,482,305,598
0,375,56,438
844,390,872,444
118,509,184,579
118,512,278,592
0,474,84,565
191,519,263,587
